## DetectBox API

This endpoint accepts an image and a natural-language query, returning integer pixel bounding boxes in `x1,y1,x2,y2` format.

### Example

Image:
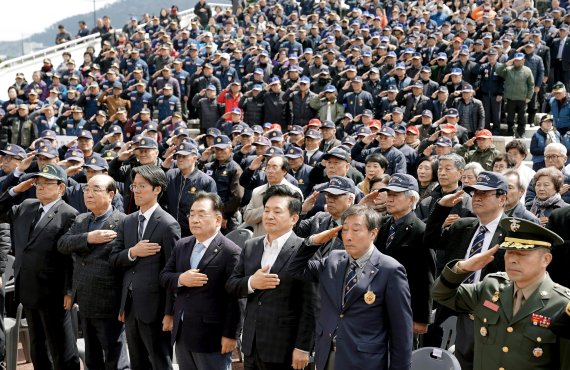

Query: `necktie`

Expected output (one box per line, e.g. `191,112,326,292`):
326,102,332,122
137,214,146,241
190,243,206,269
465,225,487,283
513,289,525,316
343,261,359,306
29,206,44,234
386,222,397,248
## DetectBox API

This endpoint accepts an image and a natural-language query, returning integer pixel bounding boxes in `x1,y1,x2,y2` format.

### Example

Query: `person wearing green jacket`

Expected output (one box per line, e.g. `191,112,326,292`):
496,53,535,138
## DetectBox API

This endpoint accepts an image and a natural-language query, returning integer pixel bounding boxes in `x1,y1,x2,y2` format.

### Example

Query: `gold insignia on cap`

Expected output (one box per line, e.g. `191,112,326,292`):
179,144,184,149
141,140,146,145
91,158,96,163
510,219,521,232
42,147,48,152
72,151,77,156
43,167,49,172
217,137,222,142
290,149,294,153
39,142,45,147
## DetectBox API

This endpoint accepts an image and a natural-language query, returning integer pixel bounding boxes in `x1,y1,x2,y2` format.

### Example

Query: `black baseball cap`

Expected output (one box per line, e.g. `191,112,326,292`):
380,173,419,192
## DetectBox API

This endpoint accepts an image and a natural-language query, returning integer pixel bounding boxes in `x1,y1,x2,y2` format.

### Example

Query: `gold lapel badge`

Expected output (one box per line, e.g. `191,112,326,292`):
364,291,376,305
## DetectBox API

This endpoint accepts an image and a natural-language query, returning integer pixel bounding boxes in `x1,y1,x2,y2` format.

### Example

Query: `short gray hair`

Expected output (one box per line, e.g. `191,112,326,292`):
464,162,484,177
404,190,421,210
503,170,525,190
545,143,567,157
438,153,466,170
341,205,381,231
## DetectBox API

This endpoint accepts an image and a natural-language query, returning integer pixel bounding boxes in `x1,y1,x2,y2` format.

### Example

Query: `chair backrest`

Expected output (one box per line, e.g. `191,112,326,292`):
225,228,253,249
5,303,23,370
440,315,458,350
411,347,461,370
3,255,15,286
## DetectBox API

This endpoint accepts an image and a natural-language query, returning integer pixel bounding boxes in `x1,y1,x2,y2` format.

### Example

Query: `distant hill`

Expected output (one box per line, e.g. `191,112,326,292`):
0,0,229,59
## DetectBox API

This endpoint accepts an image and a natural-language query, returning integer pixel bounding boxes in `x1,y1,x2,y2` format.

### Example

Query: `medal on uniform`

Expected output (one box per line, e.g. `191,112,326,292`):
364,291,375,305
480,326,488,337
533,346,543,358
491,291,500,302
190,186,196,193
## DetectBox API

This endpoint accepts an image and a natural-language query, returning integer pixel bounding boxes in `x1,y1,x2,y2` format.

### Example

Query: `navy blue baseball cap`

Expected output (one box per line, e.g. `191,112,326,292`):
393,125,406,134
144,122,158,132
380,173,419,192
136,137,158,149
513,52,525,60
36,142,59,158
174,127,189,137
435,136,452,147
357,127,372,137
107,125,123,135
1,144,26,159
83,156,109,170
268,76,280,85
322,176,356,195
40,130,57,139
289,125,303,135
78,130,93,140
323,147,350,162
268,130,283,141
284,146,304,159
378,126,395,137
241,127,254,136
264,146,284,157
305,129,322,139
321,120,336,129
211,135,231,148
175,142,198,156
463,171,508,193
206,128,221,137
324,85,337,93
34,163,67,182
231,124,245,134
342,136,356,146
253,136,271,146
447,108,459,117
64,147,85,162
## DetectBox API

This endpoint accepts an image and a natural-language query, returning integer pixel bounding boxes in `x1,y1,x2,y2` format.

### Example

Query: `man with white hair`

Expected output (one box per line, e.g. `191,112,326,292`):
526,142,570,204
374,173,436,340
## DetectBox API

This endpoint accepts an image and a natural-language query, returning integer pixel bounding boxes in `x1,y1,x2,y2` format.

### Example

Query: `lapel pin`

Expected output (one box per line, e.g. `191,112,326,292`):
364,290,376,305
214,248,218,253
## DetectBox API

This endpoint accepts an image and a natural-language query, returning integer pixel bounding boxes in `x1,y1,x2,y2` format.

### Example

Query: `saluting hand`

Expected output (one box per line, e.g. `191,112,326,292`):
457,245,500,273
250,265,280,290
301,191,320,213
359,190,381,207
12,178,36,194
309,225,343,245
438,190,465,208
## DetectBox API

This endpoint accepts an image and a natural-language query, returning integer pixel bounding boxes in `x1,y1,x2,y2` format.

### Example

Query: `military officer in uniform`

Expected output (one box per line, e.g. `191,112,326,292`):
432,217,570,370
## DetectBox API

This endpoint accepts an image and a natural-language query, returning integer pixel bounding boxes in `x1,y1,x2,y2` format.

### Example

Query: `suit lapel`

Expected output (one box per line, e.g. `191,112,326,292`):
270,234,298,275
197,234,223,270
28,199,63,244
142,207,161,240
343,249,382,310
387,213,414,250
104,211,121,231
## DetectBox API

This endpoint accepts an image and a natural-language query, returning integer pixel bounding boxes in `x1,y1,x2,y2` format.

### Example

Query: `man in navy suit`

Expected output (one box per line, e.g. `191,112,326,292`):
109,165,181,370
160,192,241,369
288,204,413,370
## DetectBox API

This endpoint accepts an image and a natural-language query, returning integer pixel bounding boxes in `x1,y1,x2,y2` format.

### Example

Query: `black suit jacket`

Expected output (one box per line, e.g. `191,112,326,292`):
375,212,435,324
550,37,570,70
546,207,570,288
226,233,316,364
160,232,241,351
57,209,125,318
109,205,181,323
424,203,506,276
0,193,77,309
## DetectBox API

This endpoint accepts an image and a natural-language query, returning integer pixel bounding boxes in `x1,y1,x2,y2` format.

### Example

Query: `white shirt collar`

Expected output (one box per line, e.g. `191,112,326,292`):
264,230,293,250
40,198,60,214
481,213,502,235
196,231,219,249
139,202,160,221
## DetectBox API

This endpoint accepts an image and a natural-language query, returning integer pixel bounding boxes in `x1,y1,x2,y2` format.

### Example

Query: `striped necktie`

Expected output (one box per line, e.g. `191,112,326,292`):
386,222,397,248
465,225,487,283
137,214,146,241
343,261,359,306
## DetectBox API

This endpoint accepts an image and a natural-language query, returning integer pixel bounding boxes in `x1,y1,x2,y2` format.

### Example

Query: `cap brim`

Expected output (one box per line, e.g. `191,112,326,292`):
322,153,348,161
66,157,84,162
322,188,350,195
463,184,498,192
379,185,408,192
284,154,302,159
33,173,62,181
174,151,197,156
83,164,106,171
211,144,230,149
36,153,57,159
136,145,158,149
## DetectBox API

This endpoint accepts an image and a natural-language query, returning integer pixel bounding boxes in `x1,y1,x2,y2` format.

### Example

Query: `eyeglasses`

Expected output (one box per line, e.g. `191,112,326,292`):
545,154,564,160
188,213,217,220
129,184,150,191
34,181,59,189
83,186,108,194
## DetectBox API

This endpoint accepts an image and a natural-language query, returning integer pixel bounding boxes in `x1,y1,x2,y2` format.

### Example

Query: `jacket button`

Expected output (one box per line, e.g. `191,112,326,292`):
499,368,505,370
257,301,261,306
502,346,509,353
506,327,513,333
339,314,344,318
81,262,85,266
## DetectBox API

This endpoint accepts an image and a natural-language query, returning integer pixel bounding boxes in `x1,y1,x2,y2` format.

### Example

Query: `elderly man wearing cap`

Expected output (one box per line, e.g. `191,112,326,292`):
403,81,431,122
284,146,313,198
496,52,535,137
452,83,486,137
214,53,240,89
288,203,413,370
548,82,570,136
260,77,290,128
342,76,375,117
432,217,570,370
98,82,131,118
374,174,436,340
192,84,223,132
155,84,182,122
351,126,407,175
457,129,501,171
0,104,37,148
238,83,265,127
283,76,318,127
425,171,511,369
127,80,153,117
161,142,217,237
0,164,81,370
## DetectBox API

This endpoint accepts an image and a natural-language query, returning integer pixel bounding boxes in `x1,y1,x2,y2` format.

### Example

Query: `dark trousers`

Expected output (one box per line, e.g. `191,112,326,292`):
505,99,527,136
244,343,293,370
481,95,501,132
0,287,5,362
552,60,570,90
124,296,172,370
81,316,124,370
24,305,80,370
454,313,475,370
526,91,539,127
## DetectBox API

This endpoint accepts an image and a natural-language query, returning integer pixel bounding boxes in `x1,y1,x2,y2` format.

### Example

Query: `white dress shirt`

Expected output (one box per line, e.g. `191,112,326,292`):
247,230,293,294
128,202,160,261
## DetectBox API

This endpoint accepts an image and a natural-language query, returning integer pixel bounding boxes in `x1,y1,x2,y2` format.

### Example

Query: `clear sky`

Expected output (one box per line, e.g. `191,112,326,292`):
0,0,120,42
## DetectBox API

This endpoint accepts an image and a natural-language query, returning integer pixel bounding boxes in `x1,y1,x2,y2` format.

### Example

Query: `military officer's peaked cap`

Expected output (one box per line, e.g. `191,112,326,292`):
499,217,564,250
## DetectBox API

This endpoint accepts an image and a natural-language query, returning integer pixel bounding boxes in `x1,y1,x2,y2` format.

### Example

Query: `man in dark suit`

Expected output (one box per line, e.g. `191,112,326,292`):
160,192,241,369
423,171,509,370
288,204,413,370
58,174,126,370
226,185,316,370
550,25,570,90
375,174,436,341
0,163,80,370
109,165,181,370
545,207,570,289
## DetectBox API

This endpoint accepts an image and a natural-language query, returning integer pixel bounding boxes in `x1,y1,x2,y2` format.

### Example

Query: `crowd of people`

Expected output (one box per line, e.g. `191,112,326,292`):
2,0,570,369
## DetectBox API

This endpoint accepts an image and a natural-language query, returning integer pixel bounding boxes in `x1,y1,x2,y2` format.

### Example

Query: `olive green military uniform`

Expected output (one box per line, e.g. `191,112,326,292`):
433,217,570,370
434,267,570,370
